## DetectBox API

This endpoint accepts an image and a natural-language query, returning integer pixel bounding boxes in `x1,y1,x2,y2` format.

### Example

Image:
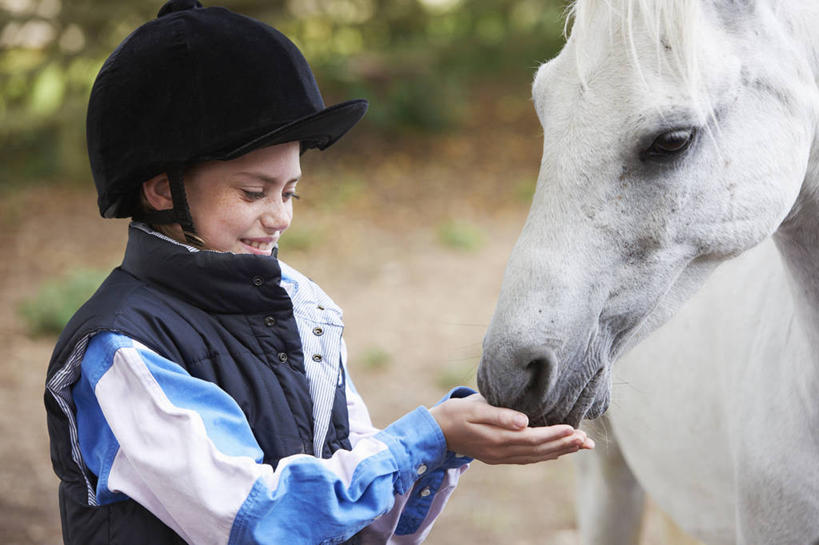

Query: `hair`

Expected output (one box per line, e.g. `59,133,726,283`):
564,0,708,119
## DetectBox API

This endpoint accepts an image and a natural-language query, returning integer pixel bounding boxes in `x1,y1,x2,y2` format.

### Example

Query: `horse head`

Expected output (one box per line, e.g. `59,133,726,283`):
477,0,819,427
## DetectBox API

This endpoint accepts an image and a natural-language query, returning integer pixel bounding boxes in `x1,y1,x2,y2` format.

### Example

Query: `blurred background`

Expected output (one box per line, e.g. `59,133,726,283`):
0,1,700,543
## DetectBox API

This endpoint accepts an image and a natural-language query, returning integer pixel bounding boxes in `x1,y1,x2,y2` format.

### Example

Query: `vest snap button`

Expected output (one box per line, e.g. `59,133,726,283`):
278,352,288,362
264,316,277,327
419,486,432,498
252,276,264,286
312,327,323,336
312,354,323,363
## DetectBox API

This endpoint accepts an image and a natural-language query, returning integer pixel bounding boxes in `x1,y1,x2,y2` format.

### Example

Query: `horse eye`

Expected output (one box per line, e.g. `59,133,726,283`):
645,128,696,159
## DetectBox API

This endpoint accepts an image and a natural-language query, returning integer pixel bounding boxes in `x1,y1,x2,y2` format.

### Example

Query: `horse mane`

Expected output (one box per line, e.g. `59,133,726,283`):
565,0,706,116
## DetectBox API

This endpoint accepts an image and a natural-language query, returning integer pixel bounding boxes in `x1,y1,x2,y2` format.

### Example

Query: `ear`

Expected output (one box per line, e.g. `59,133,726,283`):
142,173,174,211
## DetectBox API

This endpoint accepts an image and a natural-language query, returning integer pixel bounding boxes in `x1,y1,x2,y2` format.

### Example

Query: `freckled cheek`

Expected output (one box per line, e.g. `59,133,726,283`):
199,201,251,243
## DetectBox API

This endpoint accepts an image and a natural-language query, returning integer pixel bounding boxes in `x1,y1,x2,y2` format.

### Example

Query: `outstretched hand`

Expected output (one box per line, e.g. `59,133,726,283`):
428,394,594,465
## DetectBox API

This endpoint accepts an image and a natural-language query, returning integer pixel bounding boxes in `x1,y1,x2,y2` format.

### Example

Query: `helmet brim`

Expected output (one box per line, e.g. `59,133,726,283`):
219,98,369,160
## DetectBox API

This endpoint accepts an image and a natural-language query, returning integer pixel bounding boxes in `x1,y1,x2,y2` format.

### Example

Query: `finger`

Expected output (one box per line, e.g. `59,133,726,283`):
470,404,530,430
475,432,586,463
476,430,594,464
485,444,582,465
501,433,587,458
528,439,589,461
494,424,576,446
570,429,595,449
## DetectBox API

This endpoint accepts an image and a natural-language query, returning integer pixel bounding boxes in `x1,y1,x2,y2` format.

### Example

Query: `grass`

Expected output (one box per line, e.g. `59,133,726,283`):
19,268,108,336
514,176,537,203
278,225,324,253
315,176,366,211
359,346,392,371
437,219,485,252
435,361,478,391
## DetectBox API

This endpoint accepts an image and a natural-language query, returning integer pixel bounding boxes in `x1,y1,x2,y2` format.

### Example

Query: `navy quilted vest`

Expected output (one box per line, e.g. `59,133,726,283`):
44,226,353,544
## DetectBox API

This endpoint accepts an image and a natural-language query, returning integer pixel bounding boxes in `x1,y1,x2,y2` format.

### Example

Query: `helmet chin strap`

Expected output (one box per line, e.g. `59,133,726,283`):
135,166,204,247
167,166,204,247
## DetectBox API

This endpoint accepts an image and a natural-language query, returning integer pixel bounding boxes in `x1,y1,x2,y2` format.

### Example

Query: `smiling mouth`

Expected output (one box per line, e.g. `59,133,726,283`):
240,239,275,254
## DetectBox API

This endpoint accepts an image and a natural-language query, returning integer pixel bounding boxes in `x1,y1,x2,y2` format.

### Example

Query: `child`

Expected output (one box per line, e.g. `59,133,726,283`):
43,2,593,544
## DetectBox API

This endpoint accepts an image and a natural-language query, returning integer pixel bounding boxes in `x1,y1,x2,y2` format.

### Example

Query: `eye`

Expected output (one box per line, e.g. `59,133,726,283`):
283,191,300,201
642,128,697,161
242,190,265,200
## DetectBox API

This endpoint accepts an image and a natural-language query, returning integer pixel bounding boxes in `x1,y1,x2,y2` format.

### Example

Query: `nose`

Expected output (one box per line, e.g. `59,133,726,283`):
260,199,291,233
523,348,558,401
478,344,560,416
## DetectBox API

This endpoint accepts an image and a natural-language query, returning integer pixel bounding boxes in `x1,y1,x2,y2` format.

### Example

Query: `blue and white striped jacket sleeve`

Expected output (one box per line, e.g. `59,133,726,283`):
72,331,465,545
340,339,471,545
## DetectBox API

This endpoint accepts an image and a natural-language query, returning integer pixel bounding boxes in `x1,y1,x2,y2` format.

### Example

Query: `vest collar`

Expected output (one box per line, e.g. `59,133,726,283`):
121,223,293,314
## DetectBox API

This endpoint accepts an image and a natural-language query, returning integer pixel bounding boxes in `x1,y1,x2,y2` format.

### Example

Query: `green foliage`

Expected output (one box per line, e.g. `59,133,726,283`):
356,74,465,132
360,346,392,371
437,219,485,252
278,225,323,253
316,176,366,210
28,62,65,115
0,127,61,183
514,176,537,203
19,268,108,336
0,0,569,183
435,361,477,391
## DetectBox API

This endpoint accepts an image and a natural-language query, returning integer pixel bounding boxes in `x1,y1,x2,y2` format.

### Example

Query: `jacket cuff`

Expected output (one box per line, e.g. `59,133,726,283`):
376,407,447,495
434,386,476,467
436,386,477,404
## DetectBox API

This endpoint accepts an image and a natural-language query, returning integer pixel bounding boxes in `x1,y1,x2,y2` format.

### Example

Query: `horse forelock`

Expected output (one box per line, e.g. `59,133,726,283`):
564,0,708,118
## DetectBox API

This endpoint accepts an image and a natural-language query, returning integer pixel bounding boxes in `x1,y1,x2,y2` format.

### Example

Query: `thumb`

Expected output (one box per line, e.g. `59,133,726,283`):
475,405,529,430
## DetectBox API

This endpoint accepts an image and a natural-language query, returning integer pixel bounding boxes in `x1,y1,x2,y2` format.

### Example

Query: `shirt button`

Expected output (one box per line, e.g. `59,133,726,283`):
312,327,323,336
419,487,431,498
252,276,264,286
264,316,277,327
278,352,288,362
312,354,323,363
416,464,427,475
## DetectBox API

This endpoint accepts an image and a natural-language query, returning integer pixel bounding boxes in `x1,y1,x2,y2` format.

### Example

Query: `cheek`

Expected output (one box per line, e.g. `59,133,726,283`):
680,171,791,258
192,195,250,236
222,203,260,233
691,98,812,250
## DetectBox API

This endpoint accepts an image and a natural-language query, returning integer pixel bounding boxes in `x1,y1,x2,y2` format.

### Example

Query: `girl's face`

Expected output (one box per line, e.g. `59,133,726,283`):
184,141,301,255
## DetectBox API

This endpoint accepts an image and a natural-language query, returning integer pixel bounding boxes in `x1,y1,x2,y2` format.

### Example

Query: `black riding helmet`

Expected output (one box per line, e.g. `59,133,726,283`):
87,0,368,242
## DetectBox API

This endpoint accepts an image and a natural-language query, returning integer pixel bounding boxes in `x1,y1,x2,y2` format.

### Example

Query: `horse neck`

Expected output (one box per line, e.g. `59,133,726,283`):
770,1,819,342
774,164,819,350
783,2,819,88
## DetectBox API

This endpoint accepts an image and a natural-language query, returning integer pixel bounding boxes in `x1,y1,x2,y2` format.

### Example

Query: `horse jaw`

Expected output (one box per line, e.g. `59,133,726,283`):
476,194,720,427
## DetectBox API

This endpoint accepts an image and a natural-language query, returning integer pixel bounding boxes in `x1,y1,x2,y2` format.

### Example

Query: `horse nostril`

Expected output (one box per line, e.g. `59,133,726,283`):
525,358,549,395
524,349,558,398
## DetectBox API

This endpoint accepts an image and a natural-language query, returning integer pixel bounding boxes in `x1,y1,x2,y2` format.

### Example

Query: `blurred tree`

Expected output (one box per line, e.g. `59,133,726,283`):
0,0,566,185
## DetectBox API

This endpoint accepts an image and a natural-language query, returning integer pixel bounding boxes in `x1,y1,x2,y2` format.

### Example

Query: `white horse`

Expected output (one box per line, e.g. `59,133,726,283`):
476,1,819,544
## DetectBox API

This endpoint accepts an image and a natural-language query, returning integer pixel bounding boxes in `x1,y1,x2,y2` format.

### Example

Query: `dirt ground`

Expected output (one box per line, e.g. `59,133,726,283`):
0,101,703,544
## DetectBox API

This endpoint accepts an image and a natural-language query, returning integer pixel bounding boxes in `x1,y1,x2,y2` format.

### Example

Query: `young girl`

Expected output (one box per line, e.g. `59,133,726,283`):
44,2,593,544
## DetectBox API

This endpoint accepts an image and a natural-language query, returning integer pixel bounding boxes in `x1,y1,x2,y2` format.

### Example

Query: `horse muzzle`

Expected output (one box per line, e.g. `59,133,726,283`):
477,341,611,428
